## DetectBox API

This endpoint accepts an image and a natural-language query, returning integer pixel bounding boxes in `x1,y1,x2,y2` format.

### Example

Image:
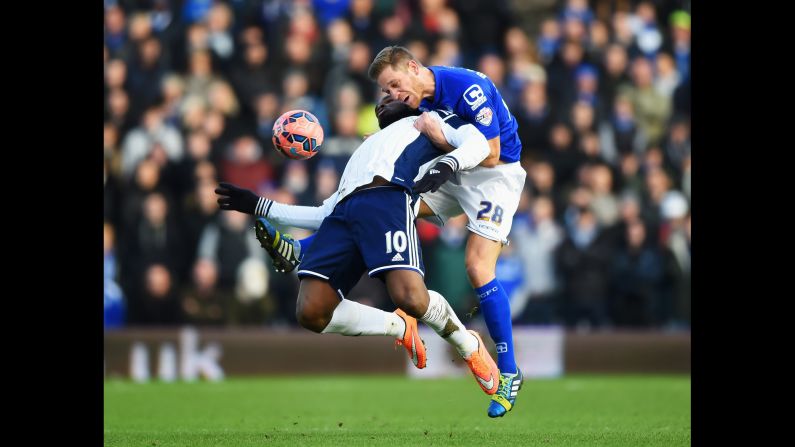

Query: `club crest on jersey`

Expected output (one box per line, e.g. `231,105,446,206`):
463,84,487,110
476,107,493,126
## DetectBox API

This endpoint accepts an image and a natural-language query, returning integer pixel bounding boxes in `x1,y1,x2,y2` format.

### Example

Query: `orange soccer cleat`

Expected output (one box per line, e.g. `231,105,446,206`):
463,330,500,395
394,308,426,369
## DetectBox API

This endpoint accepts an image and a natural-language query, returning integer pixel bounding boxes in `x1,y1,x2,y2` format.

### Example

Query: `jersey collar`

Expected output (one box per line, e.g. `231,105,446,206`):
420,66,442,111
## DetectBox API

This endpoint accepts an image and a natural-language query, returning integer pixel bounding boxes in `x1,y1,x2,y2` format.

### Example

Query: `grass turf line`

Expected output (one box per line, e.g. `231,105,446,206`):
105,375,690,447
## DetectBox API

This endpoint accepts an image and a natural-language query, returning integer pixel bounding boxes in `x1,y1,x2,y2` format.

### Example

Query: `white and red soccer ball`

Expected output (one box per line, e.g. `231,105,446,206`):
272,110,324,160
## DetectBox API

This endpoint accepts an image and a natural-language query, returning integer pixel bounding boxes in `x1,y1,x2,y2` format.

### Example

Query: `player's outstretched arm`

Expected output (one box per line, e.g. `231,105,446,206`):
215,182,260,214
215,182,334,230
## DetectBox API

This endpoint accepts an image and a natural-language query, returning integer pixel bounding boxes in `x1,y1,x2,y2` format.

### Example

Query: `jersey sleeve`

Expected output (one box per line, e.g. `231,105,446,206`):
456,80,501,140
259,190,339,230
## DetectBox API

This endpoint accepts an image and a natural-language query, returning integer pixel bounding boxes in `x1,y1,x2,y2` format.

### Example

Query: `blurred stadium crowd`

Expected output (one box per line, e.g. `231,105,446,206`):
104,0,691,331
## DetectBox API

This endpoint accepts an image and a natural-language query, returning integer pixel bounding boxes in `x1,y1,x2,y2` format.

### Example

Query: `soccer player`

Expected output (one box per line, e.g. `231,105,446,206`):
216,97,500,396
367,46,526,418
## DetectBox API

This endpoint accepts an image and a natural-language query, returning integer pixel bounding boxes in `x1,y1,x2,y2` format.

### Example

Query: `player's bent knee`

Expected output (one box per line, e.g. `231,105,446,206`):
465,237,500,287
464,260,496,288
296,279,338,333
295,299,331,332
398,293,427,319
384,270,429,318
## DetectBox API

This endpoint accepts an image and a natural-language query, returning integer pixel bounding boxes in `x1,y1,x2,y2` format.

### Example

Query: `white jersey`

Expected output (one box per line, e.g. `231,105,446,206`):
336,114,437,203
256,110,490,230
319,110,490,212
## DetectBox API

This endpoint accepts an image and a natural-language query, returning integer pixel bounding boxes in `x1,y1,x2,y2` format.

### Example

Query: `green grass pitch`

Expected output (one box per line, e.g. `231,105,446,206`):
104,375,690,446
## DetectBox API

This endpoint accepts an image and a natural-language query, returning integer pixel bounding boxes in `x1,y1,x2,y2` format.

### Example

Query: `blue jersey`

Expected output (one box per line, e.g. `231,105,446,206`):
420,66,522,163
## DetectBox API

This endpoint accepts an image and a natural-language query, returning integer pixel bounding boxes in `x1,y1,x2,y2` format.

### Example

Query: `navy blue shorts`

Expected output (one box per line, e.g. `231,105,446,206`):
297,186,425,299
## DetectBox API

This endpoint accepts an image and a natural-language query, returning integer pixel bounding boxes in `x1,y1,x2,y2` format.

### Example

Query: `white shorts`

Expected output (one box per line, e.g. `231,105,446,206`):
418,161,526,244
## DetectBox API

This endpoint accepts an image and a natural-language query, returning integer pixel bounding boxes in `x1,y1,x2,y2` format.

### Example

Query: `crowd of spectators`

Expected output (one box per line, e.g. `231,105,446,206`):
105,0,691,331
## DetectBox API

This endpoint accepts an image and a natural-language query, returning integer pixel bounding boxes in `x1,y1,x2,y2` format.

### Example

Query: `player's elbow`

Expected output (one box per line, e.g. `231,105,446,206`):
479,155,500,168
479,139,501,167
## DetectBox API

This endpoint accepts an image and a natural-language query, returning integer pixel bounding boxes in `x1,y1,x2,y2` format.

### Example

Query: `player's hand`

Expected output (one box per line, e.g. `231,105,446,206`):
215,182,259,215
414,112,445,145
413,162,454,194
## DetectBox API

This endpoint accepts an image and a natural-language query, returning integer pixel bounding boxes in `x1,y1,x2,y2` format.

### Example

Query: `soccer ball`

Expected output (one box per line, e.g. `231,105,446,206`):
272,110,324,160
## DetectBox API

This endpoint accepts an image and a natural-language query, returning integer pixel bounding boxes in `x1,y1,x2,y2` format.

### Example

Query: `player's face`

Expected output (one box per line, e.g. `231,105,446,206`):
375,95,414,128
377,62,423,109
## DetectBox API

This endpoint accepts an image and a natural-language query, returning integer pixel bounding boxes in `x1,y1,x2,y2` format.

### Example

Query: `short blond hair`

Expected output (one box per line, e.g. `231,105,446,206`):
368,46,417,80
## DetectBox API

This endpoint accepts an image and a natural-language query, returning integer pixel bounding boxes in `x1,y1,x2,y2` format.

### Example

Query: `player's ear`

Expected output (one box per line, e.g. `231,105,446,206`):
407,59,419,75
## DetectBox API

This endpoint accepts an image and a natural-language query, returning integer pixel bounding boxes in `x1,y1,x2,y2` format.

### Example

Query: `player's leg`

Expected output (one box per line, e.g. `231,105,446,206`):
464,232,524,415
383,269,474,355
294,277,343,332
417,179,520,374
463,163,527,417
351,187,497,393
254,217,316,273
254,217,304,273
295,277,405,337
382,268,498,394
289,200,425,368
415,200,436,219
297,233,315,254
464,232,517,375
422,162,527,417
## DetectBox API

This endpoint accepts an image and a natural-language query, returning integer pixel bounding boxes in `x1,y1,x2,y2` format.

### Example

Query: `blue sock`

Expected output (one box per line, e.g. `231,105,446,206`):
297,234,316,259
475,278,518,375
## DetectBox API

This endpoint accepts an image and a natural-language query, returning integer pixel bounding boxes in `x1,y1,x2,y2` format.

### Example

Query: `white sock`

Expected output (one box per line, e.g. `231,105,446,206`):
420,290,478,358
321,298,405,337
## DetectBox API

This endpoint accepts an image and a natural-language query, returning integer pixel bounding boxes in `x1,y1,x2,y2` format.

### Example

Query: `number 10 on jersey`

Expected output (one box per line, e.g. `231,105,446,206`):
385,230,408,253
